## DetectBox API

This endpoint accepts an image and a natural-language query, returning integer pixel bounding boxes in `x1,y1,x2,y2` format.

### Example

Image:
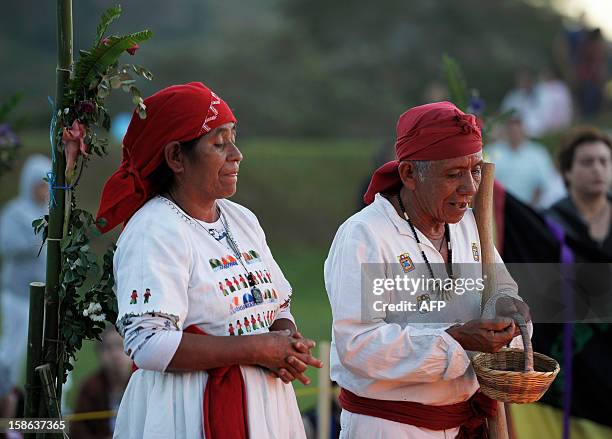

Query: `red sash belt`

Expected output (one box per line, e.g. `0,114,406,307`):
132,325,249,439
339,388,496,439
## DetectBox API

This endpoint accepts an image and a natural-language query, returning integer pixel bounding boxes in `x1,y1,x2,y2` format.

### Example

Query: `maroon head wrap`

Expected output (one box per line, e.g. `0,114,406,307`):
363,101,482,205
96,82,236,233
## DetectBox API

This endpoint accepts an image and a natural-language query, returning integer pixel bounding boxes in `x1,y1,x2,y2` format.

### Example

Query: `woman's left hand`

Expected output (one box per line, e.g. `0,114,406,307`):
268,332,322,384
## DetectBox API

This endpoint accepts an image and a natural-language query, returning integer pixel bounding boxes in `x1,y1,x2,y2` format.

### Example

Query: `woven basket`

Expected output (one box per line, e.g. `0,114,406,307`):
472,314,560,404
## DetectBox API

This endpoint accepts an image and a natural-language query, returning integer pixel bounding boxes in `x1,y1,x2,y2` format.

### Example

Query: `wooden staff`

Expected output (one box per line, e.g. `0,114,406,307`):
472,162,509,439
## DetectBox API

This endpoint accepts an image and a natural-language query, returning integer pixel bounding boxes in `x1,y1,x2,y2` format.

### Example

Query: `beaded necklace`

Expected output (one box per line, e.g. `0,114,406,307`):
396,194,454,301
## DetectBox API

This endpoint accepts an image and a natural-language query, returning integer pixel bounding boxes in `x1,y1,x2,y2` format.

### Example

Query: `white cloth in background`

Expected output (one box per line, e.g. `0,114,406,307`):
0,154,50,393
487,140,562,208
535,79,573,134
501,88,543,137
324,194,529,438
112,196,304,439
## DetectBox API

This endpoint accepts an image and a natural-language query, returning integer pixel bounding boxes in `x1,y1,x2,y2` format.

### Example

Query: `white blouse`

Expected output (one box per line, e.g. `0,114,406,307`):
112,196,304,439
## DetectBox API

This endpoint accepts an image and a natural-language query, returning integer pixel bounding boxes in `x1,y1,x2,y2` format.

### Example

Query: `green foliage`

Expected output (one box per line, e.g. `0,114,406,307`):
94,4,122,44
71,30,153,90
35,4,152,381
58,5,153,180
442,54,468,111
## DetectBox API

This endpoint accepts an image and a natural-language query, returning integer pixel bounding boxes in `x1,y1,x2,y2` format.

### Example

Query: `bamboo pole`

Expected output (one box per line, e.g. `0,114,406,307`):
24,283,46,423
36,364,65,439
42,0,73,413
316,341,331,439
472,163,509,439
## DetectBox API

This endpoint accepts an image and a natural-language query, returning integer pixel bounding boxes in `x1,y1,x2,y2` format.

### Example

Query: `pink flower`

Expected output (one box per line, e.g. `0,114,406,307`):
62,120,88,177
126,43,139,56
100,37,110,46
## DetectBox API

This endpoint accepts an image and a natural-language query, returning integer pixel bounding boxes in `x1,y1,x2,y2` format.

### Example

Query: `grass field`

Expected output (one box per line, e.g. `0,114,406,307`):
1,130,383,411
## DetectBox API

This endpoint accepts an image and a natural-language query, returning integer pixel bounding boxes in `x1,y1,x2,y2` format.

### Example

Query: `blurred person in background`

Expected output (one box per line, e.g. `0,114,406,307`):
535,67,573,134
70,325,132,439
501,68,542,137
547,126,612,260
0,154,50,388
487,116,565,209
576,28,607,119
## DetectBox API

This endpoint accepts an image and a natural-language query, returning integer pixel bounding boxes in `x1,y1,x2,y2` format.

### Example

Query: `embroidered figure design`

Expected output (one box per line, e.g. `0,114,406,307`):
225,278,236,293
244,316,251,333
233,276,240,290
144,288,151,304
228,323,235,336
417,294,431,314
209,258,222,271
219,281,229,296
236,320,244,335
239,274,248,288
398,253,415,273
472,242,480,262
251,314,259,330
130,290,138,304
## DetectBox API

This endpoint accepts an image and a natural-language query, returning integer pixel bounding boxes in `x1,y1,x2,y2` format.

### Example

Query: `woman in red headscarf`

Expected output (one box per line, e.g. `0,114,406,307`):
325,102,532,438
97,83,321,439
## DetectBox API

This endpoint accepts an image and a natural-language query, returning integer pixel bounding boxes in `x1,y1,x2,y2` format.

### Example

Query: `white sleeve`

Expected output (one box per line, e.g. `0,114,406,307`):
113,215,192,330
120,313,182,372
325,220,471,384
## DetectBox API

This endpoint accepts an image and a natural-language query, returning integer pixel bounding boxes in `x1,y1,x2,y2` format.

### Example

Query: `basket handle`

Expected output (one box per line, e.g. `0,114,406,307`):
512,313,534,372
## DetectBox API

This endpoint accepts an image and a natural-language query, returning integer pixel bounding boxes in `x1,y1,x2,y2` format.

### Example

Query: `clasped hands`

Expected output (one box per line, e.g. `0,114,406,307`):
446,296,531,353
259,330,323,385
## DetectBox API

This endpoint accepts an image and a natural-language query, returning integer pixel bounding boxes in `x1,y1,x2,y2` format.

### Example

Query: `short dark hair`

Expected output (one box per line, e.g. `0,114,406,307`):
149,136,201,196
558,126,612,187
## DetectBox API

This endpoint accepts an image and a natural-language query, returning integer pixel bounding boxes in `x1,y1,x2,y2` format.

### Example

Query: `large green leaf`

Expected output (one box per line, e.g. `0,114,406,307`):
94,4,122,45
442,54,468,111
72,30,153,91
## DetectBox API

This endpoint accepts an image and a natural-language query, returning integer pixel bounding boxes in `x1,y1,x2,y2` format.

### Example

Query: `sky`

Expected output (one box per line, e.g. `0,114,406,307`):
556,0,612,38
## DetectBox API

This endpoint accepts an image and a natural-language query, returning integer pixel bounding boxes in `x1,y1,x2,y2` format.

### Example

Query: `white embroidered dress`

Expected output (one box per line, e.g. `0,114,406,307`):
112,196,305,439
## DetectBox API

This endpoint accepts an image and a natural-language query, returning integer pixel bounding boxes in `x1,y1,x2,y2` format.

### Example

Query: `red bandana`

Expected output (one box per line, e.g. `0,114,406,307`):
96,82,237,233
363,101,482,205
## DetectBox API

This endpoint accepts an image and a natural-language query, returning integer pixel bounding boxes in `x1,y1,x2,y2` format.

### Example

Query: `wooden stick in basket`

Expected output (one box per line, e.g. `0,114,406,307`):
472,162,510,439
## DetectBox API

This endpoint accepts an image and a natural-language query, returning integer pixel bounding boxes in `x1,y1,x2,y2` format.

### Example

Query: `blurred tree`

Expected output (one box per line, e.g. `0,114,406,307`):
1,0,566,136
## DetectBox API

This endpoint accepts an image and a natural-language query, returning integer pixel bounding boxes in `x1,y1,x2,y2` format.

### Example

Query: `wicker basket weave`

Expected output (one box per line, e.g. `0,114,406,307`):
472,314,560,404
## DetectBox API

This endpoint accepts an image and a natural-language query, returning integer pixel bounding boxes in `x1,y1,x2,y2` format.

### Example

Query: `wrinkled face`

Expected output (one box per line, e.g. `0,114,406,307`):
410,152,483,224
183,122,242,200
565,141,612,196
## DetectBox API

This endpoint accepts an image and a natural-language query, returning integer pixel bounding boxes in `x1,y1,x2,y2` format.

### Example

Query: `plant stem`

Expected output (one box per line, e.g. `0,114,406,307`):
41,0,73,418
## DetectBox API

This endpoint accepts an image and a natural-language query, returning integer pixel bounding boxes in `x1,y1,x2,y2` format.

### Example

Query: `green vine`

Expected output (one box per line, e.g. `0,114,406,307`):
36,4,153,379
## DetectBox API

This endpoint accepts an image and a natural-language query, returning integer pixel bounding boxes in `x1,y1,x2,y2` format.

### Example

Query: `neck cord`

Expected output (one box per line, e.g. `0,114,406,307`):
163,194,255,284
396,194,453,279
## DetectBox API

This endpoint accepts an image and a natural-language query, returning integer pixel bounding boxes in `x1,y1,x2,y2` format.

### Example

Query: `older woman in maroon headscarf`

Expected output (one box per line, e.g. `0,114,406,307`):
97,82,321,439
325,102,531,438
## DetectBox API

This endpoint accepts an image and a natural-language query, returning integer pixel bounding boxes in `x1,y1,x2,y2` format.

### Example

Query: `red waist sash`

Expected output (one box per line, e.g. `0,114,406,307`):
133,325,249,439
339,388,496,439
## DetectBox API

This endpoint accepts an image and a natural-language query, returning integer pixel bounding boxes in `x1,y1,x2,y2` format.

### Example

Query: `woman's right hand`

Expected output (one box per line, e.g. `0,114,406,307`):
255,330,323,384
